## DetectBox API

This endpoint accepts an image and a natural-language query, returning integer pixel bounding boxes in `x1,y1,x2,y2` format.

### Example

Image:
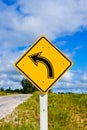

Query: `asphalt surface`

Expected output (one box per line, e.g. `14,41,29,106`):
0,94,32,119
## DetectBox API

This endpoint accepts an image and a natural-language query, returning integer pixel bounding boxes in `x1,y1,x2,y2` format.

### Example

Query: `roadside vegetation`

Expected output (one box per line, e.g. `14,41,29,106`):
0,91,87,130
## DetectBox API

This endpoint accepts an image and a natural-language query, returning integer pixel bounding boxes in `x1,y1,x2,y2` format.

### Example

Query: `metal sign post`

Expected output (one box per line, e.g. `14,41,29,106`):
40,93,48,130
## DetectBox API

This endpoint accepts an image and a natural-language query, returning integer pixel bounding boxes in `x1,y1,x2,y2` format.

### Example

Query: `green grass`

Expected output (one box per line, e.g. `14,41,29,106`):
0,91,8,96
0,91,20,96
0,92,87,130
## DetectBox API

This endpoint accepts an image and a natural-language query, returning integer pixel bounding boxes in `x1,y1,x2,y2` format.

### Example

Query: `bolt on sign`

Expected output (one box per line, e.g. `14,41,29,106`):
14,35,73,94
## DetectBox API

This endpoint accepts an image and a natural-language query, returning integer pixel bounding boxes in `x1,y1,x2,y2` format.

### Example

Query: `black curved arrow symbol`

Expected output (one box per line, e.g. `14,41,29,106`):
29,52,54,78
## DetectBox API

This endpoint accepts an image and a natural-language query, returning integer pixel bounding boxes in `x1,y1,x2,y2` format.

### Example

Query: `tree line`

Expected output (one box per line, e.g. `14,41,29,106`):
0,78,38,94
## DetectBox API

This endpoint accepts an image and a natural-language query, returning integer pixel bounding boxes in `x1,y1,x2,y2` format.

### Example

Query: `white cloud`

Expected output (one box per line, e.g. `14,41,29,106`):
11,0,87,40
0,49,24,89
1,0,87,42
53,70,87,93
62,71,74,81
83,74,87,82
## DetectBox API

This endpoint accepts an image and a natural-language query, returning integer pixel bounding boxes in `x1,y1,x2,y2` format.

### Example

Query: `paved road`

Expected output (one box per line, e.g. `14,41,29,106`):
0,94,32,119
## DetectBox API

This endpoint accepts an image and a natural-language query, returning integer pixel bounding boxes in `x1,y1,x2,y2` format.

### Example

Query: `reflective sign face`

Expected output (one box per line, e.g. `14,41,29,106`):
14,36,73,94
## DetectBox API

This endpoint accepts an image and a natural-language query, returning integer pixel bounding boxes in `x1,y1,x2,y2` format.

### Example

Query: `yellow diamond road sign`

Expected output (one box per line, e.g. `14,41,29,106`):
14,36,73,94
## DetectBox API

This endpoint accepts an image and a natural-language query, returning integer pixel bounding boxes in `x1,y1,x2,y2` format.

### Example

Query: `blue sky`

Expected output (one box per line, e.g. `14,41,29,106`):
54,30,87,70
0,0,87,93
2,0,17,6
